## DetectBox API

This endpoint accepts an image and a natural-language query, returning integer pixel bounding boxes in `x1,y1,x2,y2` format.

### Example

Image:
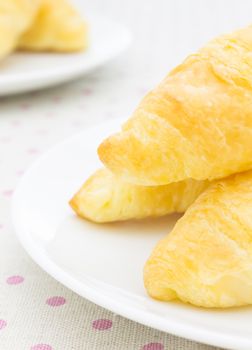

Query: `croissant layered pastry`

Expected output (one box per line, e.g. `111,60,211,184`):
70,168,209,223
144,171,252,308
0,0,41,60
0,0,87,62
18,0,88,52
98,25,252,186
70,24,252,308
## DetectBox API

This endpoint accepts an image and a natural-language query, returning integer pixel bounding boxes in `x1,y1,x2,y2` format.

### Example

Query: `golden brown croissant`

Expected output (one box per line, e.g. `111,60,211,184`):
69,168,209,223
144,170,252,308
0,0,40,60
98,25,252,186
18,0,88,52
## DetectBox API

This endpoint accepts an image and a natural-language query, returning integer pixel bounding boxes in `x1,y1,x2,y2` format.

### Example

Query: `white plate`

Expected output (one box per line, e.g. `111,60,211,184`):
0,12,131,96
12,119,252,350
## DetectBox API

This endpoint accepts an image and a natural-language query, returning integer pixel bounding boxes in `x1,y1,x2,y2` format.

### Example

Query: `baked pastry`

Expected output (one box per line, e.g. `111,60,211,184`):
0,0,40,60
70,168,209,223
18,0,88,52
98,24,252,186
144,170,252,307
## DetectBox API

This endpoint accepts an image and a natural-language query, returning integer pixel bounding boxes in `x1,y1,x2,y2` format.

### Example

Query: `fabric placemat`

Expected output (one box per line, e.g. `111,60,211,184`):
0,66,224,350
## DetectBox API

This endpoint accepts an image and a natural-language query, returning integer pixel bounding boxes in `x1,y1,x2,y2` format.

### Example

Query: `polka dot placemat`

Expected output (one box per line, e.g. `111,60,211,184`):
0,64,222,350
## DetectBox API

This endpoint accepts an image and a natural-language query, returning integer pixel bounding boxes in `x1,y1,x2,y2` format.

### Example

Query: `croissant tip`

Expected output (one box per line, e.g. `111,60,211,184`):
69,195,77,212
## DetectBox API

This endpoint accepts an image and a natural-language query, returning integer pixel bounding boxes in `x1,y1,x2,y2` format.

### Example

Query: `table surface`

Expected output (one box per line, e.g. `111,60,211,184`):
1,0,252,349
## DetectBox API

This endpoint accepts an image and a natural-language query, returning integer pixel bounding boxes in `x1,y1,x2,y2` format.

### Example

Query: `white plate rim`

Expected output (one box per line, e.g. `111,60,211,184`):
11,120,252,350
0,12,131,95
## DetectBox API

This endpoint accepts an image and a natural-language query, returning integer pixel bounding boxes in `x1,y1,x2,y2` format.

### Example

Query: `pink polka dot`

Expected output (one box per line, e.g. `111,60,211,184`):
46,296,66,307
10,120,21,127
2,190,13,197
20,102,31,110
30,344,52,350
27,148,40,155
141,343,164,350
82,88,92,96
0,320,7,330
45,112,54,118
52,96,61,103
16,170,24,176
6,275,24,285
0,136,11,143
92,319,113,330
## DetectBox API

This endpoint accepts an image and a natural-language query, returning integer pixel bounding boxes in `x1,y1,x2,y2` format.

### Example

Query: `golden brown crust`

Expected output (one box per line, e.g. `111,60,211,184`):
99,25,252,185
69,168,209,223
18,0,88,52
144,170,252,308
0,0,41,60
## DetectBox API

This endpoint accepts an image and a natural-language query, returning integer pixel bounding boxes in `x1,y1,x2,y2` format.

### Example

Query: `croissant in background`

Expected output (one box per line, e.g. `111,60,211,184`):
144,170,252,308
70,168,209,223
0,0,41,60
98,25,252,186
18,0,88,52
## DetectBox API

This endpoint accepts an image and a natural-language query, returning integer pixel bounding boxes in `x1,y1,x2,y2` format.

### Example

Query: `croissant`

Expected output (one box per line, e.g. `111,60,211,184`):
18,0,88,52
0,0,40,60
69,168,209,223
98,25,252,186
144,170,252,308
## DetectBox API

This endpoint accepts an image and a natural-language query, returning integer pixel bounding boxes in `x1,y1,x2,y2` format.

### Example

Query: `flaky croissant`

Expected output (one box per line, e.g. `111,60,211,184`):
69,168,209,223
144,170,252,308
18,0,88,52
99,25,252,186
0,0,40,60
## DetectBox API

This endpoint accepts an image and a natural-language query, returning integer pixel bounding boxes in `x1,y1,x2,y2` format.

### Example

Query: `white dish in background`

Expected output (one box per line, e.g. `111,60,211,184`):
0,12,131,96
12,118,252,350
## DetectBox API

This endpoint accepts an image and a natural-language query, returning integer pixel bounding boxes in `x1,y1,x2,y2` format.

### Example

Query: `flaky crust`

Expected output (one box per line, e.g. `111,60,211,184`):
144,170,252,307
18,0,88,52
99,25,252,185
69,168,209,223
0,0,41,60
